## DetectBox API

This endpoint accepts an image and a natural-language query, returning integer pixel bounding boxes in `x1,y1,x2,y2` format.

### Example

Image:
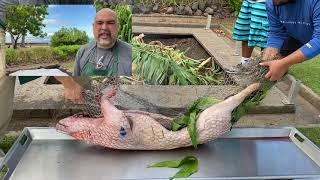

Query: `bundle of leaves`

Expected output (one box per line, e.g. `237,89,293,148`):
171,96,222,148
170,60,274,148
132,37,224,85
231,80,274,124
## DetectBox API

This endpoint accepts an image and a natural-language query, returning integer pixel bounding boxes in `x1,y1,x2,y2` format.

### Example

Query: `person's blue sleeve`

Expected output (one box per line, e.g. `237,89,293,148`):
300,2,320,59
266,0,288,49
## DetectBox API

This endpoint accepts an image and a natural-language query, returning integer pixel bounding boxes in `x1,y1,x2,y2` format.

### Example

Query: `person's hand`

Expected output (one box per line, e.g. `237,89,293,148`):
262,47,281,61
260,59,289,81
260,49,306,81
54,76,83,104
63,82,83,104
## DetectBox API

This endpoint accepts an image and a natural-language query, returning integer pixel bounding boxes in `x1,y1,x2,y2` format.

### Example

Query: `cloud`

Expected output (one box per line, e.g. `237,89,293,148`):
43,18,59,25
49,5,59,8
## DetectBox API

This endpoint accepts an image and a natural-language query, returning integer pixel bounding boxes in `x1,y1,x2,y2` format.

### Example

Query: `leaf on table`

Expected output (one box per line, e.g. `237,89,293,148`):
148,156,199,180
170,158,198,180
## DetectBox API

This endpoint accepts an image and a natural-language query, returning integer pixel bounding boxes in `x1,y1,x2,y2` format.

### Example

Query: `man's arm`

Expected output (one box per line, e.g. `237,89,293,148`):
298,2,320,59
54,76,83,103
262,0,288,61
261,1,320,81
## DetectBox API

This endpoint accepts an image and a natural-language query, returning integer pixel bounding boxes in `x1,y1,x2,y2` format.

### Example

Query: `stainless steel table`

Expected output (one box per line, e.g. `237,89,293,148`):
1,127,319,180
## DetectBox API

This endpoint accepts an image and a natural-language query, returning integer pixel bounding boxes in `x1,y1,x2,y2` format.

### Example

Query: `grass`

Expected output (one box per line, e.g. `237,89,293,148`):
222,23,234,32
0,132,19,153
288,57,320,96
297,127,320,147
61,60,75,72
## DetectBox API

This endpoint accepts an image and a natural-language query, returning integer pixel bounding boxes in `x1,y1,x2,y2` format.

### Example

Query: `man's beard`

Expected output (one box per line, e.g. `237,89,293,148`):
97,39,114,48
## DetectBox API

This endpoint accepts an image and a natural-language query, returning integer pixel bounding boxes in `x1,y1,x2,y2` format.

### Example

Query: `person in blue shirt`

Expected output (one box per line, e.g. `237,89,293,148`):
261,0,320,81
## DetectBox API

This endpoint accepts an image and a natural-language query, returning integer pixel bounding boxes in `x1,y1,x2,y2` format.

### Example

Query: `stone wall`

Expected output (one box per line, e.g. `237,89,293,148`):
133,1,231,18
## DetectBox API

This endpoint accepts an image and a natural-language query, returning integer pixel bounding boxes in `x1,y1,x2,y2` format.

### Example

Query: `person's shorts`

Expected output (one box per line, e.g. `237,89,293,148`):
280,37,303,56
233,0,269,48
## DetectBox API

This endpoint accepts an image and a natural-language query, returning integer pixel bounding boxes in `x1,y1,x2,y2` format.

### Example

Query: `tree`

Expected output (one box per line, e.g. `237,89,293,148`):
50,27,89,47
6,5,48,49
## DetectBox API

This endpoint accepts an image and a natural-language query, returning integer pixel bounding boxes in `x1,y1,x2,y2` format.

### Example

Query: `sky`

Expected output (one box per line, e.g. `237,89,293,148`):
6,5,96,43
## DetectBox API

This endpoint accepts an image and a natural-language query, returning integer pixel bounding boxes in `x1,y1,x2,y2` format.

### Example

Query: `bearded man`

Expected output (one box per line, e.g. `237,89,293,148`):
73,8,132,76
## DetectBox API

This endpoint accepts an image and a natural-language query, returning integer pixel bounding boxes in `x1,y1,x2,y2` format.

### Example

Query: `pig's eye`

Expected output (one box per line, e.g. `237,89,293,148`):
120,127,126,137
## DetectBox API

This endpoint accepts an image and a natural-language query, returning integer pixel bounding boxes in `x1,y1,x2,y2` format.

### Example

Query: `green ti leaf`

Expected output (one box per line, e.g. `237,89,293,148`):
171,97,222,148
148,156,199,180
131,37,223,85
188,96,222,113
187,112,197,148
231,80,274,124
170,159,198,180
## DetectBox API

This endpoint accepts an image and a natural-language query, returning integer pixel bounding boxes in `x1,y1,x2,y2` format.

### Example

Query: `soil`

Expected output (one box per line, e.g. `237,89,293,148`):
143,37,211,60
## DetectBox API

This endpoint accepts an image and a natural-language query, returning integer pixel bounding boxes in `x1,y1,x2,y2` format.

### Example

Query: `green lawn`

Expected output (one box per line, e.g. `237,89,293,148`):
0,132,19,153
297,127,320,147
61,60,75,72
289,57,320,96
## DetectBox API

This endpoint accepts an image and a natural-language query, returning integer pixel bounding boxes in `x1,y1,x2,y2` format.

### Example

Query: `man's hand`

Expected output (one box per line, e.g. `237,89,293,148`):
260,59,289,81
63,82,83,103
262,47,281,61
54,77,83,104
260,49,306,81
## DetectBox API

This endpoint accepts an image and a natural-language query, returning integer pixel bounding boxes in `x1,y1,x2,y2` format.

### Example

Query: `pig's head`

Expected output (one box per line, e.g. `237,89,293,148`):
56,115,104,140
56,86,132,147
56,87,133,148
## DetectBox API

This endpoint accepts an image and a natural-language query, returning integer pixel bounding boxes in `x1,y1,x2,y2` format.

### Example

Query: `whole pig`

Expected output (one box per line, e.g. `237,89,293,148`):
56,83,260,150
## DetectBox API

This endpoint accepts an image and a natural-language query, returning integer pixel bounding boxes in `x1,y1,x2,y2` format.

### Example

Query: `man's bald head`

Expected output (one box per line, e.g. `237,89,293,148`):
95,8,118,23
93,8,119,48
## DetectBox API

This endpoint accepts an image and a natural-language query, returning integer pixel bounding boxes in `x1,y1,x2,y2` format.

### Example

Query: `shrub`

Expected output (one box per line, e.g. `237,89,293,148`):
227,0,242,15
6,47,54,65
52,45,81,62
5,45,81,65
5,48,18,64
50,27,89,47
28,47,54,63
